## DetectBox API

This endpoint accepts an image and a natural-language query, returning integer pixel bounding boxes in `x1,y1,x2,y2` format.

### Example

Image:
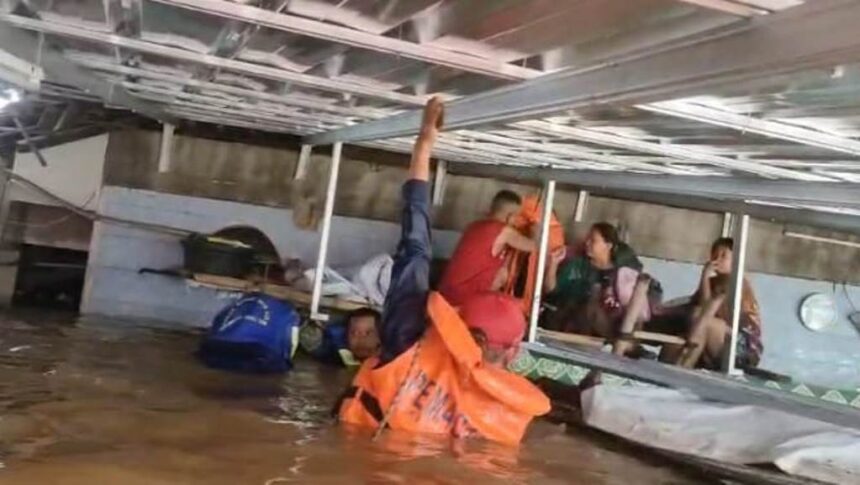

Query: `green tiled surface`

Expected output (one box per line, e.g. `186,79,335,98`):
511,347,860,409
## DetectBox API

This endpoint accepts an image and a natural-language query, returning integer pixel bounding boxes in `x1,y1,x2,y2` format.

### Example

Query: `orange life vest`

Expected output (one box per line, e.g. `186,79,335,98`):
339,292,551,445
503,195,566,315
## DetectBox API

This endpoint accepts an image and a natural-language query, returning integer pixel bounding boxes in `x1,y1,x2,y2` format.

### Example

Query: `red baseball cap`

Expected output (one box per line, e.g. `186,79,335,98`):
459,292,526,350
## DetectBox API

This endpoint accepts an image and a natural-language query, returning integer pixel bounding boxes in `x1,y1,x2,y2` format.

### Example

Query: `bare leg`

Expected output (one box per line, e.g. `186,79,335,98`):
612,277,651,356
678,296,726,368
703,318,731,364
660,344,684,363
584,284,612,337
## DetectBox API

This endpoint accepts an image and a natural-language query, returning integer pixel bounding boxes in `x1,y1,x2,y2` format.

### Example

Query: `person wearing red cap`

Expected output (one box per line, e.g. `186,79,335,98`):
338,97,550,445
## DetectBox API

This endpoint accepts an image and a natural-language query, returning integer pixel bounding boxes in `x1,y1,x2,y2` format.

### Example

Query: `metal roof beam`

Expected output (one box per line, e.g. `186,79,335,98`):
515,120,832,181
639,99,860,158
305,1,860,146
0,12,425,106
449,162,860,210
675,0,767,16
68,55,390,119
149,0,540,81
593,188,860,235
0,22,172,124
458,130,708,176
71,55,713,176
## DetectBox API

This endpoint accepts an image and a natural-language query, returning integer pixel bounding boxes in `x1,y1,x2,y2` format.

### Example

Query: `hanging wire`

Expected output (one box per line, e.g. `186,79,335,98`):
3,191,97,228
11,115,48,167
3,168,191,237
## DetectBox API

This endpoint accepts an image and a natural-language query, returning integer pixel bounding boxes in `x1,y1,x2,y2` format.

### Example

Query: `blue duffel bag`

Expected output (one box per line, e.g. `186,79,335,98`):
198,293,300,373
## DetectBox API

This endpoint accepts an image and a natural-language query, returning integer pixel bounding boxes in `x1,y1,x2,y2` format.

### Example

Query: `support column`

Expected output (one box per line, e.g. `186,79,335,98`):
0,145,17,307
294,144,312,180
573,190,588,222
310,142,342,321
721,212,733,237
723,213,750,375
157,122,175,173
432,160,447,207
528,180,556,343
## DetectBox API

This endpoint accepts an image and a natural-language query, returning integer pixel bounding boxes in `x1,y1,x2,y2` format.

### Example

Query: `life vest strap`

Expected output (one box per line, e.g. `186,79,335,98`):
337,385,385,423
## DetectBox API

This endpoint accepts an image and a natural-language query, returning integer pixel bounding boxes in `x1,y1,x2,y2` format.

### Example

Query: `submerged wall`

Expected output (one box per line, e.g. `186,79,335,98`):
84,128,860,388
102,129,860,285
80,186,860,388
81,186,460,326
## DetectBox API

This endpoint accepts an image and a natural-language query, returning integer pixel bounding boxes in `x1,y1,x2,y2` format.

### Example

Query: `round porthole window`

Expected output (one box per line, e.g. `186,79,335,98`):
799,293,838,332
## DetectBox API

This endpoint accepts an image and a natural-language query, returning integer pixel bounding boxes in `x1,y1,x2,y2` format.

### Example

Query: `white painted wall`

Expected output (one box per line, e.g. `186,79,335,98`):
82,186,460,327
10,134,108,210
81,186,860,389
642,257,860,389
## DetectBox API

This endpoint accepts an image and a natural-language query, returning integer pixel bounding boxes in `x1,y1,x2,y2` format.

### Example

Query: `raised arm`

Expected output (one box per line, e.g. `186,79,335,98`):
498,226,538,254
698,260,716,303
378,97,444,365
409,97,444,181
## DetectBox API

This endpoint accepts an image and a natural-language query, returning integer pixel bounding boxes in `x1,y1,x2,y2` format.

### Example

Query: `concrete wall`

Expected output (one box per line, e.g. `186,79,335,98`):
82,186,460,326
102,129,562,231
11,134,107,210
89,129,860,387
4,202,92,252
102,129,860,285
80,186,860,388
643,257,860,389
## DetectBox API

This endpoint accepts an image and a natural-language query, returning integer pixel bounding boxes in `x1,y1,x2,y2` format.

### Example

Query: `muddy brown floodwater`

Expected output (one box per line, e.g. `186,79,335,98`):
0,310,711,484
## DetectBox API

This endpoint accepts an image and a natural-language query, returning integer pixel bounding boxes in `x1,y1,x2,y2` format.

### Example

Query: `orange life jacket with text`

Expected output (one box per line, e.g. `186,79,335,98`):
503,195,565,315
339,292,551,445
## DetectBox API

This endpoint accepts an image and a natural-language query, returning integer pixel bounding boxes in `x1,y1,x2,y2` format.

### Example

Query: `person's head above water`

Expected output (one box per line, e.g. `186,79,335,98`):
710,237,734,275
585,222,620,269
346,307,381,361
459,292,525,367
489,190,522,224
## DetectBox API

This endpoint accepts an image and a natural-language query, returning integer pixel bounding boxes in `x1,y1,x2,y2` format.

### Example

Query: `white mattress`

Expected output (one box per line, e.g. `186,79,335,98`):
582,385,860,484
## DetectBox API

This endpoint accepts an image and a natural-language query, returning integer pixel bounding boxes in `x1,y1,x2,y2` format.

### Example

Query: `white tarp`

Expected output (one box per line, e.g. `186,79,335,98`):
581,385,860,484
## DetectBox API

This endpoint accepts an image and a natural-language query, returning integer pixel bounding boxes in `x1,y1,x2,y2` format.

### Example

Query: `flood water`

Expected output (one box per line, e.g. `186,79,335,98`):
0,310,710,484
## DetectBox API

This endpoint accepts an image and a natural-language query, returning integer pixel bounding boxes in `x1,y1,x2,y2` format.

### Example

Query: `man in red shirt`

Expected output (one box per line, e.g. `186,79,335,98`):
438,191,536,307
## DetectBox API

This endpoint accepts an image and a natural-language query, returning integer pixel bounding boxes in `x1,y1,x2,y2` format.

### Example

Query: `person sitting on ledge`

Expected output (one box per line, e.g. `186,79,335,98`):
677,237,763,370
543,222,660,355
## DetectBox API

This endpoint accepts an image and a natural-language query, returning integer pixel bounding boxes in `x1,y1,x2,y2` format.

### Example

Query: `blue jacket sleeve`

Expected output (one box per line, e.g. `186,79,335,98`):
377,179,432,365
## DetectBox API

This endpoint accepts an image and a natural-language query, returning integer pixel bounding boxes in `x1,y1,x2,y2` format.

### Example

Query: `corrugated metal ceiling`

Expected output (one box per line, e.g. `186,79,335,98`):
2,0,860,189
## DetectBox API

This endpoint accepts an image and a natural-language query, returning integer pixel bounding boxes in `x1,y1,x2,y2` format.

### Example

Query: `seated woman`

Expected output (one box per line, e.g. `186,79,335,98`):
543,222,658,354
677,238,763,369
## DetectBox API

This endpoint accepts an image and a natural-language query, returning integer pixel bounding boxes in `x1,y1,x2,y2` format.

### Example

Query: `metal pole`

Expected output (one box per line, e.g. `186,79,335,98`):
310,142,342,321
528,180,556,343
721,212,733,237
573,190,588,222
432,160,447,207
723,213,750,375
157,122,175,173
294,144,312,180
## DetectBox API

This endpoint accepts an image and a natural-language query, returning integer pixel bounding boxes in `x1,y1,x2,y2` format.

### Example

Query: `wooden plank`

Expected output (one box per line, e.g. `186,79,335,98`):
190,273,369,313
537,329,606,348
523,341,860,431
538,329,686,347
633,331,687,346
